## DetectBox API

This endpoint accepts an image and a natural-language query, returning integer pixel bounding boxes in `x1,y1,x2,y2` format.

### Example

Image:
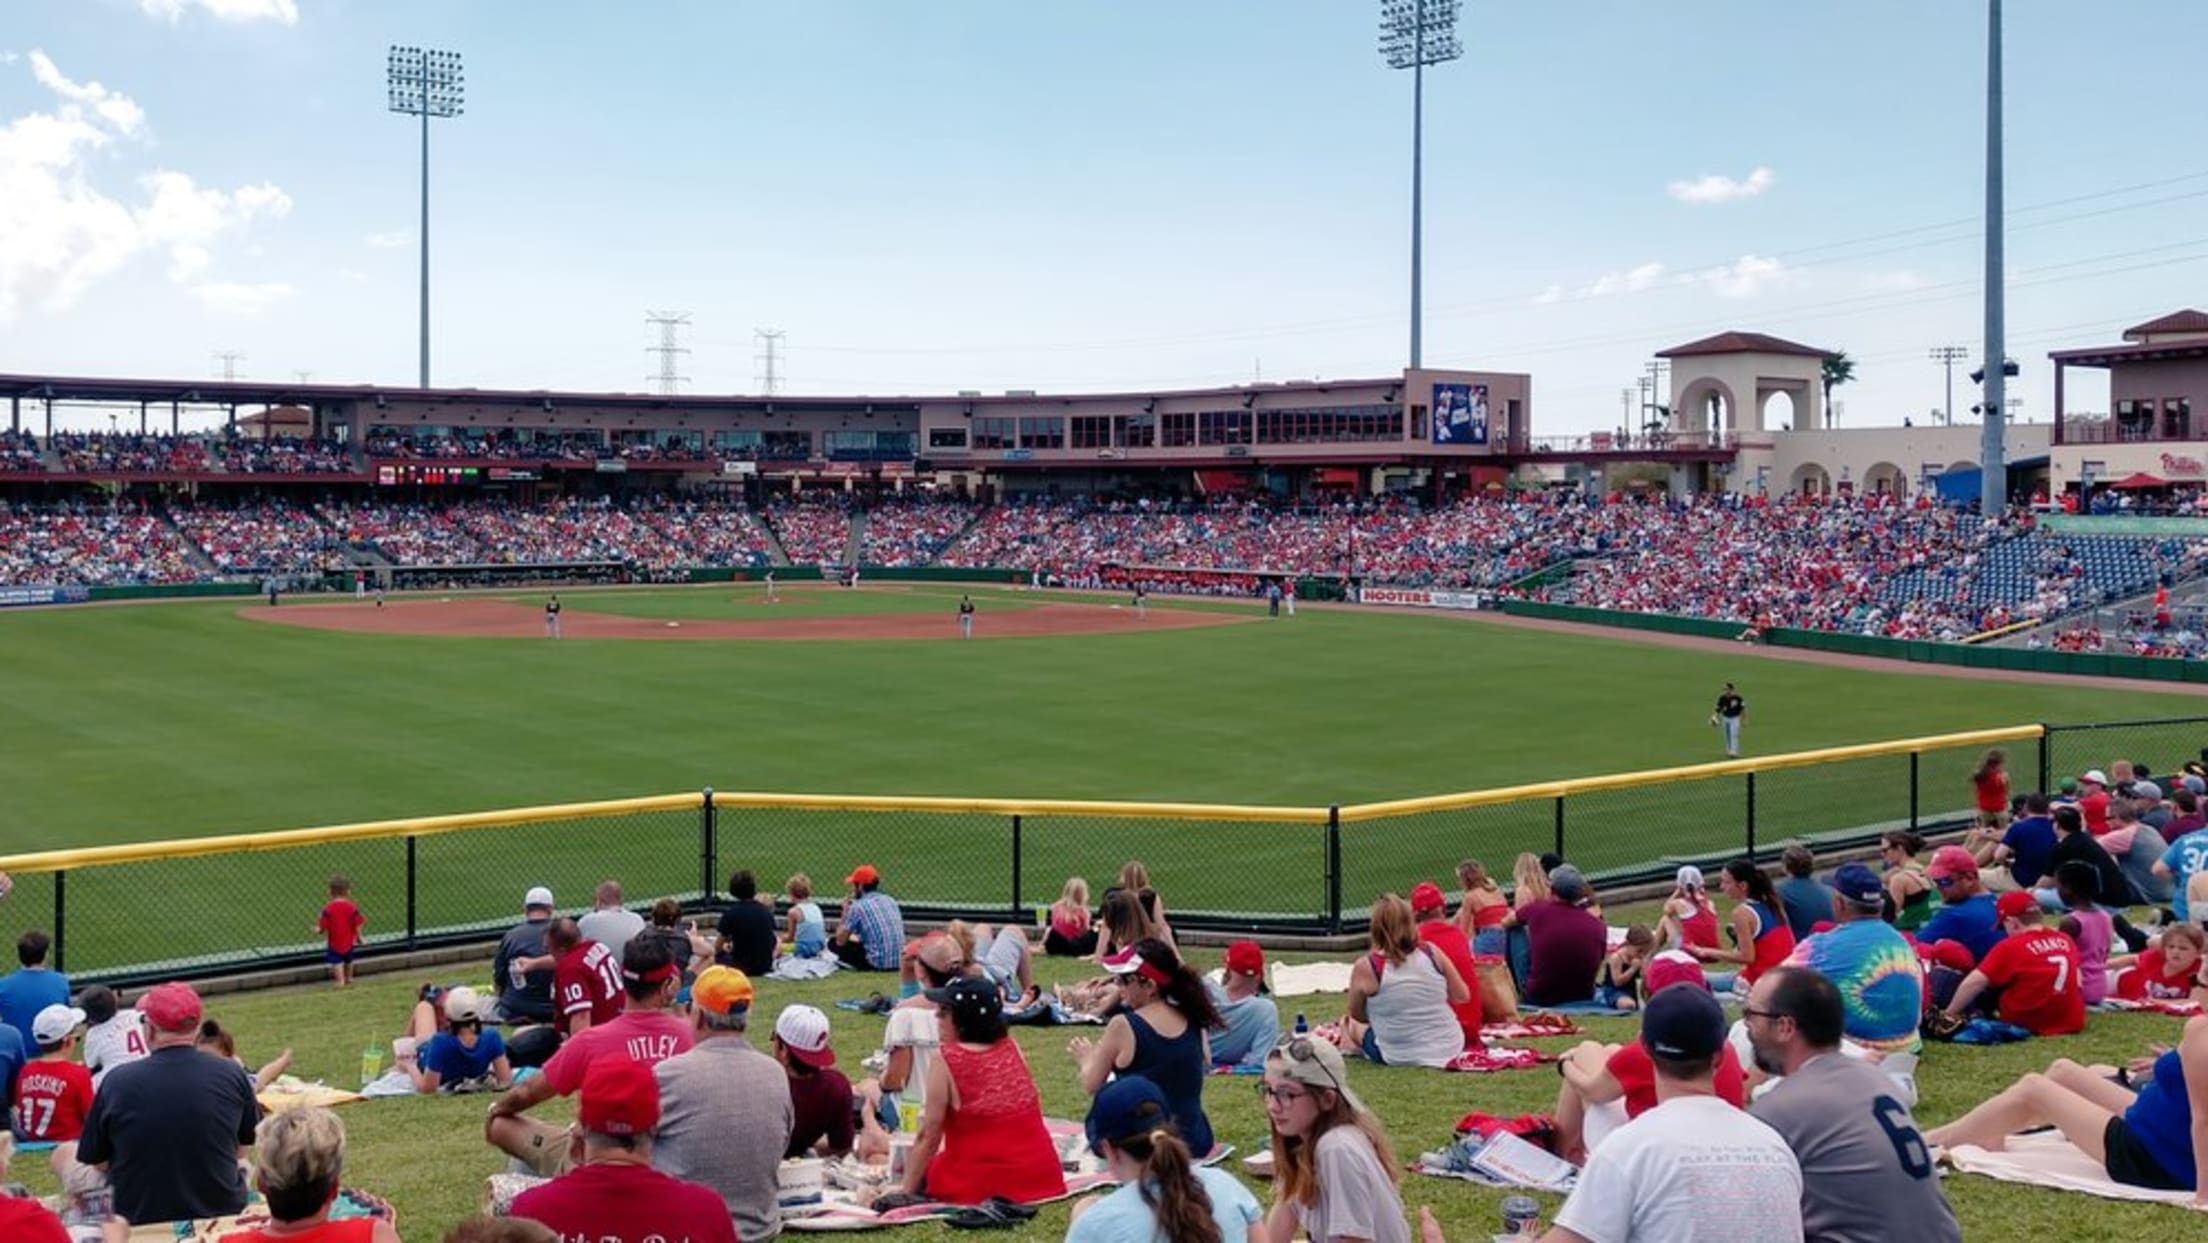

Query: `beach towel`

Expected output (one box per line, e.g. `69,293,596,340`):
1480,1014,1584,1040
257,1075,364,1114
771,953,844,982
123,1189,395,1240
1942,1131,2205,1210
2100,997,2206,1018
1304,1021,1551,1072
1266,961,1354,997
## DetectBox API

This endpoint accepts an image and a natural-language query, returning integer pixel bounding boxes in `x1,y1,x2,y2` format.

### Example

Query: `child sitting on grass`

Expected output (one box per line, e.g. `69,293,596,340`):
785,874,827,958
1596,926,1655,1011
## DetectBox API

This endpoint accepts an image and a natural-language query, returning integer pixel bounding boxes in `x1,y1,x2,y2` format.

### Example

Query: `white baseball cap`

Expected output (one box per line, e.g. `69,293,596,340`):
1674,865,1706,890
33,1003,87,1045
443,986,485,1023
523,886,555,910
774,1003,836,1068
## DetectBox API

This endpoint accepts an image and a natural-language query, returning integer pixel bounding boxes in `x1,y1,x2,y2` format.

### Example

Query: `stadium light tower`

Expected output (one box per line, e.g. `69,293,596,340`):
1379,0,1462,371
1979,0,2006,510
387,46,464,389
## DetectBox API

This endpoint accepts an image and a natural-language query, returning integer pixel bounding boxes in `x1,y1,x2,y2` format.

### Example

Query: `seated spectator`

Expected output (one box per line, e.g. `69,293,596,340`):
0,930,70,1050
1261,1033,1409,1243
1595,927,1654,1012
1927,1014,2208,1200
0,1132,72,1242
79,985,147,1090
1045,877,1098,958
2076,769,2114,833
2052,861,2115,1005
773,1005,853,1160
1546,985,1805,1243
1742,968,1961,1243
1981,794,2057,891
1106,861,1175,951
1206,941,1279,1071
1939,890,2085,1036
1452,859,1511,956
885,976,1065,1207
222,1106,402,1243
1516,865,1607,1006
74,982,259,1224
0,1012,22,1126
651,967,791,1243
576,881,645,964
1775,847,1841,942
2105,804,2178,908
547,918,621,1037
486,937,694,1175
1075,940,1222,1156
1783,864,1925,1092
1690,859,1798,993
13,1004,94,1146
784,873,828,959
1409,883,1485,1036
1067,1075,1263,1243
2162,787,2207,846
1095,889,1160,964
403,987,513,1094
1878,832,1937,932
490,887,557,1025
1551,956,1749,1164
861,935,961,1146
2115,923,2208,1002
2042,804,2133,911
1340,895,1471,1068
956,920,1037,1001
1654,864,1721,954
1916,847,2004,964
831,865,904,972
195,1019,292,1093
510,1058,738,1243
642,899,709,989
715,870,778,976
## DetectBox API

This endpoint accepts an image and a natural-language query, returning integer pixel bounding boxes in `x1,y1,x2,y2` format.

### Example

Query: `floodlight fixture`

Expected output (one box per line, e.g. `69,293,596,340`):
387,45,465,388
1379,1,1462,371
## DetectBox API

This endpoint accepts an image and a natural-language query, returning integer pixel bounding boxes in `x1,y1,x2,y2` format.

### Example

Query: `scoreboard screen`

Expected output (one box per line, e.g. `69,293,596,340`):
376,465,482,486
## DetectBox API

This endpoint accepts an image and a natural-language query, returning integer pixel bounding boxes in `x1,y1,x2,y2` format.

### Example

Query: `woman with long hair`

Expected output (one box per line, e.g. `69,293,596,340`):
1261,1035,1411,1243
1095,887,1157,963
1070,937,1224,1158
1066,1076,1262,1243
1687,858,1797,993
1114,860,1176,950
1452,860,1510,956
887,976,1065,1207
1509,852,1551,911
1046,876,1099,957
1340,894,1471,1068
1880,830,1937,931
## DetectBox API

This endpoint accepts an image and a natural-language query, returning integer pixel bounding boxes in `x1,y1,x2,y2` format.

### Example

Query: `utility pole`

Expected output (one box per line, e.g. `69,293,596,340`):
214,351,245,381
1929,346,1967,425
1980,0,2007,509
644,312,692,396
293,370,314,384
754,328,785,396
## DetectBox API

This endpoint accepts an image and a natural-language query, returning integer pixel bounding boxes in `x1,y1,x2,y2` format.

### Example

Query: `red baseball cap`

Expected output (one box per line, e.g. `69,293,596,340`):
1409,882,1447,915
578,1057,661,1137
845,864,880,886
1224,941,1264,977
1643,950,1708,995
1920,938,1976,973
1995,889,2041,922
137,982,203,1034
1925,846,1979,881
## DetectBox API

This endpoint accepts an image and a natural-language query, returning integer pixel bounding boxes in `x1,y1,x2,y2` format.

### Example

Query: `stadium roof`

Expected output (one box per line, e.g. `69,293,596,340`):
2122,309,2208,341
1654,331,1833,360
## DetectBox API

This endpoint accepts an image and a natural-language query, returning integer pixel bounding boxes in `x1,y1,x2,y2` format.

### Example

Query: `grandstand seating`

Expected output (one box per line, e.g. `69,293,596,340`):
0,506,202,586
765,498,854,565
859,498,977,567
168,502,345,575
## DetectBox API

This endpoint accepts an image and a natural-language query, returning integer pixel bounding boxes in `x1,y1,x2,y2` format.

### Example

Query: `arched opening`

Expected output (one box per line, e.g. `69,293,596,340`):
1761,390,1797,433
1789,463,1832,497
1672,379,1736,442
1864,461,1907,499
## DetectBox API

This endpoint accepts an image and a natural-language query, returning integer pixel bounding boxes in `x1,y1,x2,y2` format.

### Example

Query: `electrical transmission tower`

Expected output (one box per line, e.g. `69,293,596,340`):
214,351,245,381
1929,345,1968,425
754,328,786,396
644,312,692,395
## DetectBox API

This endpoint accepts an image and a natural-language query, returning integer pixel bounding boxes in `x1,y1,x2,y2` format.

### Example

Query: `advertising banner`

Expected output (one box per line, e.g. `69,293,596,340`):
1362,586,1486,611
1431,382,1489,446
0,585,90,609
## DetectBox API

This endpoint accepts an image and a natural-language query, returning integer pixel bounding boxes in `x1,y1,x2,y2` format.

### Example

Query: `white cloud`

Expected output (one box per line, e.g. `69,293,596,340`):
190,280,293,314
1578,261,1668,299
0,51,292,322
139,0,300,25
364,230,411,249
1667,166,1776,205
1532,284,1564,305
1696,254,1790,299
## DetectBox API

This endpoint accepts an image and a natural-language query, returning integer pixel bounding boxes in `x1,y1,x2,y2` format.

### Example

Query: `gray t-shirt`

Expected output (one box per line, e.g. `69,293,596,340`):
1750,1053,1961,1243
653,1035,795,1241
1293,1125,1410,1243
577,907,647,963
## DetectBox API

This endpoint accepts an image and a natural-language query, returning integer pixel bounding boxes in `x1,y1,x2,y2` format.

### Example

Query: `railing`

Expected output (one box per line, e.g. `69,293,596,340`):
14,720,2206,985
1519,430,1738,455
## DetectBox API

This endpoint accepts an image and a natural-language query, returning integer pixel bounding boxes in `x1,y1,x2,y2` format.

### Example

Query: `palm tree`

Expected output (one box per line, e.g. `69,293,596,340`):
1821,351,1856,428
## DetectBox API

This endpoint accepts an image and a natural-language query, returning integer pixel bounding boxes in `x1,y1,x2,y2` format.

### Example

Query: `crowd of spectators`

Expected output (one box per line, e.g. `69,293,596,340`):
0,431,43,473
0,504,202,586
764,497,855,565
51,433,206,474
857,498,976,567
168,502,347,576
314,499,774,569
206,438,356,475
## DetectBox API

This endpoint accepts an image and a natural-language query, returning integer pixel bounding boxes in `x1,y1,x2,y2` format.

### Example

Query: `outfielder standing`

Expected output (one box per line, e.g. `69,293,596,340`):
958,595,975,639
1714,682,1745,757
764,570,778,603
1133,584,1147,621
544,594,563,639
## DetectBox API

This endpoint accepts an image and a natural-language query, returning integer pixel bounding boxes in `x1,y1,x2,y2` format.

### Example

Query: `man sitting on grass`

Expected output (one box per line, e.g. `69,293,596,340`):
1936,890,2085,1037
510,1058,738,1243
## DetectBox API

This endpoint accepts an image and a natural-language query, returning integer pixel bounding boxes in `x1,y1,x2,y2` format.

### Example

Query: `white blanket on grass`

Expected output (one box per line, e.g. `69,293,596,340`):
1944,1131,2205,1210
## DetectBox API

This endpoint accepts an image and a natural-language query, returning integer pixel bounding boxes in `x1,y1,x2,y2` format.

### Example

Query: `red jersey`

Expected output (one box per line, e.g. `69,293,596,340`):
540,1010,695,1096
554,940,624,1030
318,898,365,955
13,1057,94,1142
0,1194,69,1243
2077,790,2111,835
2116,948,2201,1001
1606,1039,1747,1117
1416,918,1483,1039
1973,769,2009,814
1977,930,2085,1035
511,1162,738,1243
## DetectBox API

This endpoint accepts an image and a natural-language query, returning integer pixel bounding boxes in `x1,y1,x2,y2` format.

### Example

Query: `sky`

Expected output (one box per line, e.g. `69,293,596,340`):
4,0,2208,435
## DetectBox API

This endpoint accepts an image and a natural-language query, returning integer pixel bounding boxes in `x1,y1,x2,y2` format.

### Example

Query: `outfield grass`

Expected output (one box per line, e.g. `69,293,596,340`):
10,926,2186,1241
566,584,1050,621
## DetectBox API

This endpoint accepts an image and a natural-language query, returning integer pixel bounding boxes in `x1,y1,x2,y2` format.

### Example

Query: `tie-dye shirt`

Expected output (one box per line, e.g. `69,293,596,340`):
1785,918,1925,1055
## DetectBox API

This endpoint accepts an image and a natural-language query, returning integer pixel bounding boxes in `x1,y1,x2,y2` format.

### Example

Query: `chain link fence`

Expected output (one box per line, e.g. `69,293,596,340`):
2044,716,2208,792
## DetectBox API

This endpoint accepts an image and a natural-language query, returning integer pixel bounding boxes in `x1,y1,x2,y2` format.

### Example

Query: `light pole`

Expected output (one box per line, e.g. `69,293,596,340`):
387,46,464,389
1379,1,1462,371
1930,345,1967,425
1980,1,2005,509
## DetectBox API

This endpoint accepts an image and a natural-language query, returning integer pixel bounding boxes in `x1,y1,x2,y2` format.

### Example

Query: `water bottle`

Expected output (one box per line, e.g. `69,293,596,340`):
1293,1012,1308,1036
359,1042,383,1088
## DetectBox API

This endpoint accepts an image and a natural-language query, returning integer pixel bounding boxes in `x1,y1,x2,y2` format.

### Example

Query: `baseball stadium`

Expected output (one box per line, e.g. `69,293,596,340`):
5,4,2208,1243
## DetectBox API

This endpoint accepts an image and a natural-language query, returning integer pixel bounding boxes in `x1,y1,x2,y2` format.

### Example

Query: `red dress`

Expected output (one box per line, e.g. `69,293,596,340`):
924,1039,1067,1206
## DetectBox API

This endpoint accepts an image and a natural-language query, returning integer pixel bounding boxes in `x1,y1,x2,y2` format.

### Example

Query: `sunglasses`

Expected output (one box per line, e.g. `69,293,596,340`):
1269,1034,1345,1097
1931,875,1962,888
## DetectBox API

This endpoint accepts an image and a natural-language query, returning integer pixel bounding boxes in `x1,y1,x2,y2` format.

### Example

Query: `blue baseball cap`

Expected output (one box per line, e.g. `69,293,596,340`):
1832,863,1885,908
1640,983,1727,1061
1085,1074,1172,1156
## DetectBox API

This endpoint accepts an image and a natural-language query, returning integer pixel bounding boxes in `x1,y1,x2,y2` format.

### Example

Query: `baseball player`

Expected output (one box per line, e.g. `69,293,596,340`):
1713,682,1745,757
544,594,563,639
765,571,778,603
958,595,975,639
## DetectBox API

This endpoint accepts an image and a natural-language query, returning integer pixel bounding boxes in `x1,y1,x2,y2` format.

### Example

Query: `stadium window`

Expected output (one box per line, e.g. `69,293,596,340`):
2116,400,2151,442
1410,405,1428,440
2164,398,2192,440
715,429,764,451
1117,414,1156,448
1162,413,1196,447
928,427,969,449
1070,416,1111,449
973,417,1016,450
1018,417,1064,449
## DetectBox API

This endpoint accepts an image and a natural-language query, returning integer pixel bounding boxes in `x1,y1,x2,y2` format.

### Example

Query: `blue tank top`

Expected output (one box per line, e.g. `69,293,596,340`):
1123,1009,1214,1157
2124,1047,2197,1188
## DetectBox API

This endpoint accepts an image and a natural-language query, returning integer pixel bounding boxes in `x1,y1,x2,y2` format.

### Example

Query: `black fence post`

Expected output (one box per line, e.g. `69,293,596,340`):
1326,807,1343,935
51,872,65,972
2037,727,2052,796
1010,815,1024,922
700,787,718,906
405,836,418,949
1553,796,1566,860
1744,772,1758,861
1909,752,1921,831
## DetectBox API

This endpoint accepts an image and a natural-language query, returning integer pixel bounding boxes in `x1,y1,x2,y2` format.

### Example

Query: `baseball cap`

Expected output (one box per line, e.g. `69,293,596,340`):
1920,938,1976,973
523,885,555,910
1548,864,1590,903
1409,882,1447,915
442,986,486,1023
1832,862,1885,908
774,1004,836,1069
691,966,754,1017
2184,774,2205,796
845,864,880,886
1100,946,1172,986
1224,940,1265,978
1925,845,1979,881
1674,865,1706,890
137,981,203,1034
1639,982,1727,1061
1996,889,2041,922
32,1003,86,1045
2136,781,2163,801
578,1056,660,1137
1085,1074,1172,1156
923,974,1003,1023
2058,777,2079,794
1642,950,1707,995
2079,769,2108,787
1268,1032,1367,1114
